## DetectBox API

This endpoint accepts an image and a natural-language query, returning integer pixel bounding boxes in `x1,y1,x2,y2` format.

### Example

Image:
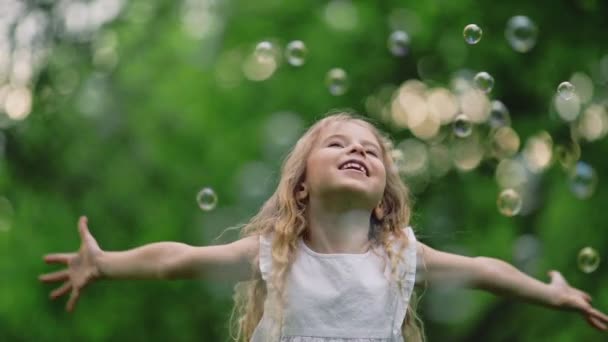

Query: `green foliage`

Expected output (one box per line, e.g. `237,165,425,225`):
1,0,607,341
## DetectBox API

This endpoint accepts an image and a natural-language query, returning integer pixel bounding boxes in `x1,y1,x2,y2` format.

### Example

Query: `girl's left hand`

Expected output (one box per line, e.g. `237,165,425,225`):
547,270,608,331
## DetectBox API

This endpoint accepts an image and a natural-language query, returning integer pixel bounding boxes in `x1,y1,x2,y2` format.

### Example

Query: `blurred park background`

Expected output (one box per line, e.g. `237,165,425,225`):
1,0,608,341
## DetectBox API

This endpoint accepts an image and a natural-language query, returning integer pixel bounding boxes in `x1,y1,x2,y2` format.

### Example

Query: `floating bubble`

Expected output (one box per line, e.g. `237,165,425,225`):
557,81,575,101
489,100,511,128
285,40,307,66
453,114,473,138
555,142,581,169
326,68,349,96
568,161,598,199
473,72,494,93
505,16,538,53
578,247,600,274
254,41,275,62
388,30,410,57
463,24,482,44
197,187,218,211
497,188,522,216
496,158,528,189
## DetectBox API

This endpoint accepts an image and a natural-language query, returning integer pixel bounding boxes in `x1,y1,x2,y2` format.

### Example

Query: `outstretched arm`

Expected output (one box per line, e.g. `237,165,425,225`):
415,241,608,331
40,216,259,312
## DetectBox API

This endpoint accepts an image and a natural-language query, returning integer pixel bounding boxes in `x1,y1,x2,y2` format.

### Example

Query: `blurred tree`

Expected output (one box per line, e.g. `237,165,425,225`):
0,0,607,341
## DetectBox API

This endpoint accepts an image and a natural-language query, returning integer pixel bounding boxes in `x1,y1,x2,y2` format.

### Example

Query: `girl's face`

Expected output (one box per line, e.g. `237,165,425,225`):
303,121,387,208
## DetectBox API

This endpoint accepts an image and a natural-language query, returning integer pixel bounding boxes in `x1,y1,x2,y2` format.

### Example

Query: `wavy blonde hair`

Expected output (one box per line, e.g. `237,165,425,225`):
226,112,425,342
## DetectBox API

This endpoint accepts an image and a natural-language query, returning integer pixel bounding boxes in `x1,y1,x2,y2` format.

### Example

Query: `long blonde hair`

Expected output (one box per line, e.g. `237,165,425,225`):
226,112,425,342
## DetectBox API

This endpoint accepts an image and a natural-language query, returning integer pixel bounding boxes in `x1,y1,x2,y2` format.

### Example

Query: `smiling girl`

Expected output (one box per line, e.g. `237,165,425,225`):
40,112,608,341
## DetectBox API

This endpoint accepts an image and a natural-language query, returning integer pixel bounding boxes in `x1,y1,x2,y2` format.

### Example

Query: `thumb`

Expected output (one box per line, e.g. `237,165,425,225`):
78,216,89,240
547,270,567,285
78,216,98,247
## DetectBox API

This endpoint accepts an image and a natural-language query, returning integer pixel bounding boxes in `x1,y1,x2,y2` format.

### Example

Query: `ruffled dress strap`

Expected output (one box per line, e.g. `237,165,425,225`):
259,231,274,282
390,226,417,340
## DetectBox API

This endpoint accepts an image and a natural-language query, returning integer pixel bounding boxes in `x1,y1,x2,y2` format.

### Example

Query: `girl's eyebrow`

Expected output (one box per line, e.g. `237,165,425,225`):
323,134,381,150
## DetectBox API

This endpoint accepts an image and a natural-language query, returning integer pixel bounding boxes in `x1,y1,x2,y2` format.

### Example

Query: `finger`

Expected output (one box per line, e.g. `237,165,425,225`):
78,216,90,241
587,315,607,331
588,307,608,323
50,282,72,300
39,269,69,283
66,289,80,312
44,253,75,264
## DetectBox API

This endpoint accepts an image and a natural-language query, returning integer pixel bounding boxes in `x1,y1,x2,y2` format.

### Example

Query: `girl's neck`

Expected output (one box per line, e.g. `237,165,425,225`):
304,201,372,254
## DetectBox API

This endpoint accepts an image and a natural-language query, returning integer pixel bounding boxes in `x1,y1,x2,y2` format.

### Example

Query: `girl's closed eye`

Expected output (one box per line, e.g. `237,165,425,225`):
366,150,378,157
328,142,343,148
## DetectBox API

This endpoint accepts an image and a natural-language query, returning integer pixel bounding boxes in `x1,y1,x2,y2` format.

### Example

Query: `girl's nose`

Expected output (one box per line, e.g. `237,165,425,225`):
348,143,366,156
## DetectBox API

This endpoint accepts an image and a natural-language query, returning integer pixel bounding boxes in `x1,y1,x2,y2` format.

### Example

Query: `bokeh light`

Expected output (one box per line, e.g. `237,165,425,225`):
491,126,520,159
326,68,349,96
388,30,410,57
324,0,358,31
505,16,538,53
522,131,553,173
568,161,598,199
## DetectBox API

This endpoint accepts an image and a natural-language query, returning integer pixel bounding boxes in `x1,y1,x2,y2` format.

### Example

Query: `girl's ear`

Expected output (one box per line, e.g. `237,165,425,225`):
373,203,385,221
296,183,308,202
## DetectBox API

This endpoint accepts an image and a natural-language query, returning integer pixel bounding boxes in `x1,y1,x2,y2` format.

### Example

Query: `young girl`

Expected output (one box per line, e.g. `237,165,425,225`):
40,113,607,341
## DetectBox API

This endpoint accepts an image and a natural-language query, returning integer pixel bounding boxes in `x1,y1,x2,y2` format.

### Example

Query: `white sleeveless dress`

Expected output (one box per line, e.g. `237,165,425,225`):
250,227,417,342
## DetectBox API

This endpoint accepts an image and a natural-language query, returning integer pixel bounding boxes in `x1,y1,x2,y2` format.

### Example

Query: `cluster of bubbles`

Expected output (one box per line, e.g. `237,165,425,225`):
254,39,309,66
243,39,309,82
209,12,606,273
363,18,604,271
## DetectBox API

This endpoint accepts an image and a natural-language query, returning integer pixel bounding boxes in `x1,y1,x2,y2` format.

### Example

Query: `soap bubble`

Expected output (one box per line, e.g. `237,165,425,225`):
326,68,349,96
489,100,511,128
285,40,307,66
568,161,598,199
453,114,473,138
197,187,218,211
577,247,600,274
555,142,581,169
497,188,522,216
388,30,410,56
473,72,494,93
254,41,275,62
557,81,575,101
505,16,538,53
463,24,482,44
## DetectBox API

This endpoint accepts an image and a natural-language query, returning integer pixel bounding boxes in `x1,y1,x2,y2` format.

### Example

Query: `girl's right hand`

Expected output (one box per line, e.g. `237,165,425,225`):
39,216,103,312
